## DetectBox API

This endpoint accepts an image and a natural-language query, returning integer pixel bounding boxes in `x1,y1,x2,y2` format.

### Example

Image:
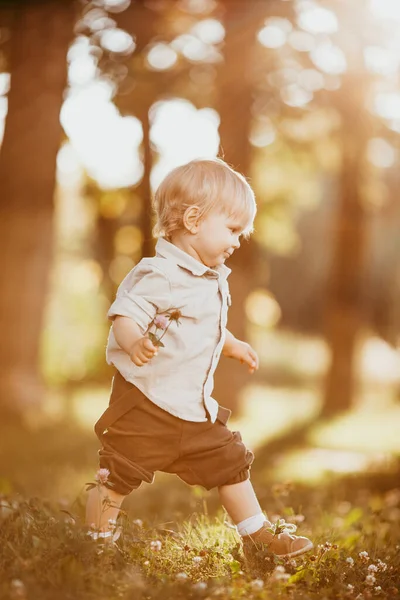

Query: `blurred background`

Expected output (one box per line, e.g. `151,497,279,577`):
0,0,399,508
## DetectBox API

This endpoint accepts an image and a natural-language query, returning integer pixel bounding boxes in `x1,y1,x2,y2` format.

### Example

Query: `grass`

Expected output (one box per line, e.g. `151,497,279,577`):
1,452,400,599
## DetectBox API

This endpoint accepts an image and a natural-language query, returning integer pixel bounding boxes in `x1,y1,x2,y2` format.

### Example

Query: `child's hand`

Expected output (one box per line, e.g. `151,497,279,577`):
129,337,158,367
226,339,259,374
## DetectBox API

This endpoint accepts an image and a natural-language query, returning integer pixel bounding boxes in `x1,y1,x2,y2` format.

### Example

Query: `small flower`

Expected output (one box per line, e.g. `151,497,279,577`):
133,519,143,528
368,564,378,573
374,587,382,594
143,560,150,566
346,557,355,566
10,579,26,599
150,540,162,552
359,551,369,561
168,309,182,322
95,468,110,485
192,582,207,593
365,575,376,586
376,560,387,572
154,314,169,330
250,579,264,590
275,566,286,573
176,572,188,581
192,556,202,564
270,567,290,582
347,584,354,591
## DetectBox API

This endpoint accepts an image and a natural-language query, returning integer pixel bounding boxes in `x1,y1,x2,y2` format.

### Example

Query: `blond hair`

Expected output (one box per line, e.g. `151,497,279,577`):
152,158,257,240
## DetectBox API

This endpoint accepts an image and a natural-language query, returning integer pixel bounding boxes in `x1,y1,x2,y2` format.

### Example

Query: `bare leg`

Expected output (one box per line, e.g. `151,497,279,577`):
218,479,264,524
85,485,126,533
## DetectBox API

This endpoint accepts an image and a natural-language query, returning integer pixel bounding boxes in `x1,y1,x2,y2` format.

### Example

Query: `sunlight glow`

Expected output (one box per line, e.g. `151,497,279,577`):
373,91,400,120
297,5,338,34
114,225,143,255
370,0,400,21
245,290,281,328
0,96,8,146
147,43,178,70
364,46,400,77
149,99,220,189
172,34,221,62
281,83,313,107
359,336,400,383
288,30,315,52
61,81,143,188
68,55,98,86
100,29,135,54
103,0,131,12
311,42,347,75
249,117,276,148
0,73,10,96
273,448,391,483
367,137,396,168
298,68,324,91
191,19,225,44
258,18,292,49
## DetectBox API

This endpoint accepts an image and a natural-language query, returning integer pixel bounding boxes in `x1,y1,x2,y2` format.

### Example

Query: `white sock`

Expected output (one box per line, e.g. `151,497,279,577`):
87,530,113,540
236,513,268,537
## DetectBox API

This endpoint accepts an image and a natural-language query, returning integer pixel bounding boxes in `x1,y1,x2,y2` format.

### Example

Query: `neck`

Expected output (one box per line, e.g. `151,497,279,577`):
169,231,205,265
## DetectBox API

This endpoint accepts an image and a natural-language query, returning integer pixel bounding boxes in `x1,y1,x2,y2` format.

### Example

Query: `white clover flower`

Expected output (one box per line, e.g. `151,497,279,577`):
346,557,354,566
192,556,202,564
143,560,150,566
365,574,376,586
250,579,264,590
359,551,369,561
192,582,207,592
133,519,143,527
150,540,162,552
376,560,387,572
176,572,189,581
374,587,382,593
368,564,378,572
347,584,354,590
275,565,286,573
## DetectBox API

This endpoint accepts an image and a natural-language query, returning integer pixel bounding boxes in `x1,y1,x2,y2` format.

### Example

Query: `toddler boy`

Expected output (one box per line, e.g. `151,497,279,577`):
86,158,313,560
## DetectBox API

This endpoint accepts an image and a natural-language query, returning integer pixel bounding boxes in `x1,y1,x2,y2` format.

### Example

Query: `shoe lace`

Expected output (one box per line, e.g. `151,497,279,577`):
266,518,297,536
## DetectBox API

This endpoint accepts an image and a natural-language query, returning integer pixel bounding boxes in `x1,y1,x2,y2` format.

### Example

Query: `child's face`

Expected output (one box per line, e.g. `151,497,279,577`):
192,209,246,268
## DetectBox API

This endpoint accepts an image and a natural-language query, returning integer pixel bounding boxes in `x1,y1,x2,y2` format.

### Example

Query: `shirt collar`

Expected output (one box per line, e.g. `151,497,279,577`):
155,237,231,280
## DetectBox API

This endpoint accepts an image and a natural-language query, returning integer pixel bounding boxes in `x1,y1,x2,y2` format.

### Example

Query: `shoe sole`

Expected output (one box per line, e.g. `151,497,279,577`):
276,541,314,558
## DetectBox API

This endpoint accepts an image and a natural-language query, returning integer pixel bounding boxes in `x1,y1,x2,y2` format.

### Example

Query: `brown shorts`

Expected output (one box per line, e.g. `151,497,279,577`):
94,370,254,495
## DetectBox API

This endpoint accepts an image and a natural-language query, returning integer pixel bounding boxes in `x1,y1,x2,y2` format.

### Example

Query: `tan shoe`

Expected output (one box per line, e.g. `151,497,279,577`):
242,519,313,559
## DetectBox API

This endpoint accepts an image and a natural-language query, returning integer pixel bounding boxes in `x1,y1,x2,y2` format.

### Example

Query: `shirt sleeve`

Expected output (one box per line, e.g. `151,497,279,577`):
107,262,172,334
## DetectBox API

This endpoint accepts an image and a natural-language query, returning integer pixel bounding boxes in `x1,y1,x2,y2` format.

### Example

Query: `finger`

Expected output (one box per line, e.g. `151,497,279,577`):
143,348,157,358
132,356,144,367
143,338,157,352
248,350,259,370
138,351,153,363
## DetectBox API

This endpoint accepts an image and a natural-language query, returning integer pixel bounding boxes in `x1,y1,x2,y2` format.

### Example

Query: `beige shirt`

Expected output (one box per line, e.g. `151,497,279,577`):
106,237,232,423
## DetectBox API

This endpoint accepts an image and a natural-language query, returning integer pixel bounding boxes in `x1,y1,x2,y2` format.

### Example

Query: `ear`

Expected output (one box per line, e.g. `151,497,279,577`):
183,205,201,234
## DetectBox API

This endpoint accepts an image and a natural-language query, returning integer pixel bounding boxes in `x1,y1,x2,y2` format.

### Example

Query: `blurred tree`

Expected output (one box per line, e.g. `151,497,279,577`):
213,0,268,410
0,0,76,422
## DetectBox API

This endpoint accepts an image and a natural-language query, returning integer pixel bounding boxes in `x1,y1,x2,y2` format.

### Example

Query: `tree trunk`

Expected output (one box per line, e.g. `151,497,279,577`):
113,0,160,259
0,0,75,423
322,72,370,416
213,1,265,413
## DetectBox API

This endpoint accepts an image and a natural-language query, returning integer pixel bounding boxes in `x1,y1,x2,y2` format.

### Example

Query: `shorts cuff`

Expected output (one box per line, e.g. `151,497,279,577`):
219,468,250,487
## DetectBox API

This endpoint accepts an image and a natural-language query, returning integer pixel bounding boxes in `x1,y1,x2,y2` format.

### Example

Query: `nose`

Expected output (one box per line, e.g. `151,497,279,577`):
232,237,240,249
